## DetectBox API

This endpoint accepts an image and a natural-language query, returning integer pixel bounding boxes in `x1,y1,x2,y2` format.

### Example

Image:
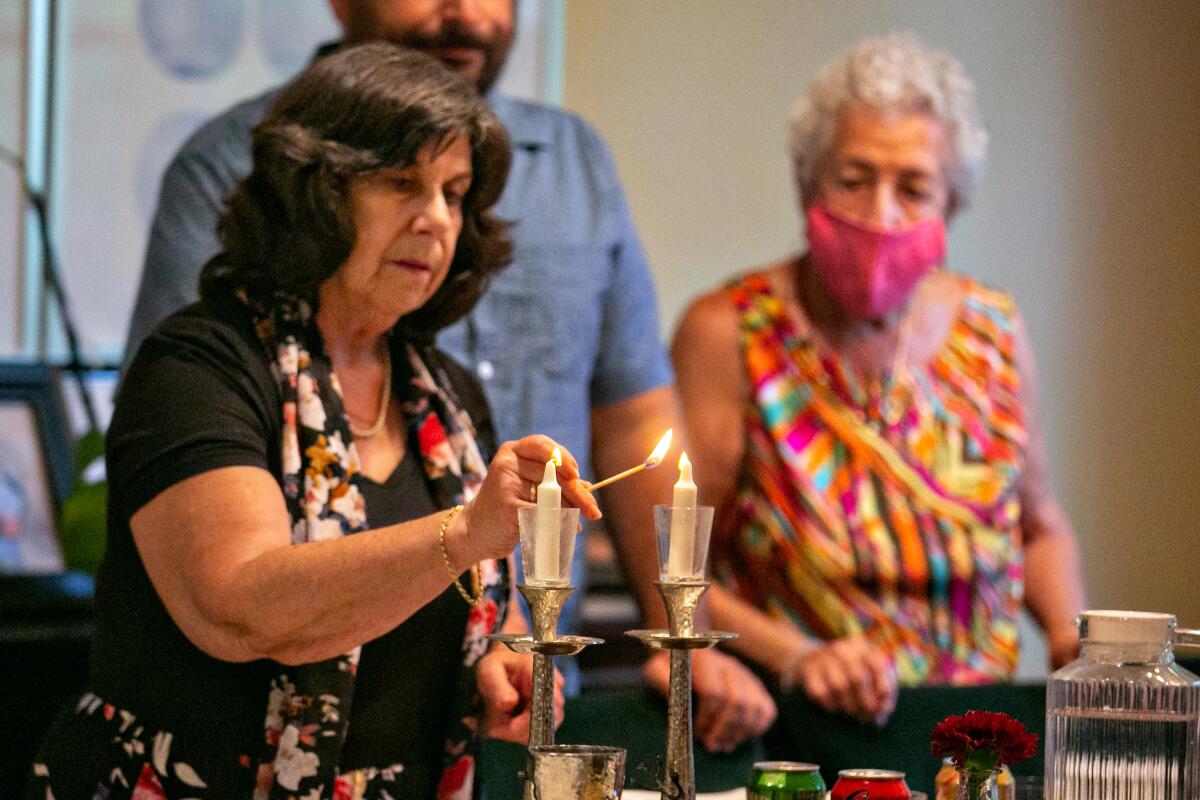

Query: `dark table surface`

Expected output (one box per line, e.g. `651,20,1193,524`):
8,575,1199,798
480,682,1049,798
480,686,764,799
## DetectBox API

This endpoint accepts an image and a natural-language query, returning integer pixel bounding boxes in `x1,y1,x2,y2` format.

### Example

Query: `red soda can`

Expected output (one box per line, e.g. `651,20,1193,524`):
831,769,911,799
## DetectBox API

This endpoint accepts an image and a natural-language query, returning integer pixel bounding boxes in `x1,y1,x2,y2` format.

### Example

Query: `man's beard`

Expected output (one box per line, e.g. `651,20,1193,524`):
397,22,514,95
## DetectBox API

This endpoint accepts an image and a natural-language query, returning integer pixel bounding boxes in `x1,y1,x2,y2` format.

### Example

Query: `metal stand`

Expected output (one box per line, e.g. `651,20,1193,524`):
627,580,736,800
490,583,602,798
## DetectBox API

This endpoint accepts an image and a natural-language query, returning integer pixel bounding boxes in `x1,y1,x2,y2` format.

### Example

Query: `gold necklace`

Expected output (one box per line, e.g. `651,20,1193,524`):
348,347,391,439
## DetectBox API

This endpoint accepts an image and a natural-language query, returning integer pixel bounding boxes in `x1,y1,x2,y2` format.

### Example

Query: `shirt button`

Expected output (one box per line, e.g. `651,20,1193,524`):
477,360,495,381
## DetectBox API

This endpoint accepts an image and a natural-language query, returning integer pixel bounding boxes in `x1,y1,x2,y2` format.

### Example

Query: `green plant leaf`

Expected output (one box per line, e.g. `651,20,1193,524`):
73,428,106,484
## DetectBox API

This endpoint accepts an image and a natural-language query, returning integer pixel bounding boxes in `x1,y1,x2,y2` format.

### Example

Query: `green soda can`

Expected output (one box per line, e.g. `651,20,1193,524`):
747,761,826,800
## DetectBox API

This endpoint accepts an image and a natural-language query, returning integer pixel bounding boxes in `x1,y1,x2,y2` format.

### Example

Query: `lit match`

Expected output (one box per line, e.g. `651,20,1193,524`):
585,429,673,492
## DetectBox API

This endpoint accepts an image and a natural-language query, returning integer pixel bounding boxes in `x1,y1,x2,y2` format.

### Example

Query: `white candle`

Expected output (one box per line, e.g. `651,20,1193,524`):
533,457,562,582
667,452,697,578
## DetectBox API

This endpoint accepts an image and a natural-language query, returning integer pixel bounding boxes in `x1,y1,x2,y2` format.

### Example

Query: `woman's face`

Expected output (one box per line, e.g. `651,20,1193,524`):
813,104,951,228
327,135,472,324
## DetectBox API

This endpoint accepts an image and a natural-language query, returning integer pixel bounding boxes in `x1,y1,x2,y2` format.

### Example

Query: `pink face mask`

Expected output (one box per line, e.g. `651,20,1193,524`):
805,202,946,320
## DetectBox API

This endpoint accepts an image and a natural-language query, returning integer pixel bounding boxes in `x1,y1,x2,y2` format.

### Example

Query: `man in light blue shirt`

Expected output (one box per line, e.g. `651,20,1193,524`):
126,0,774,752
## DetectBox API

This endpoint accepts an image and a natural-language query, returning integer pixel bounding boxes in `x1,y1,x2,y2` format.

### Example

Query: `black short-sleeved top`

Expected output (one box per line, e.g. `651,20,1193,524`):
84,292,497,794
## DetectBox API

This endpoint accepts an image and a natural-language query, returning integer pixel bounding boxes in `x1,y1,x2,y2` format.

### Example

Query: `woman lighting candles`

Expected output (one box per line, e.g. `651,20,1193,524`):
27,44,598,800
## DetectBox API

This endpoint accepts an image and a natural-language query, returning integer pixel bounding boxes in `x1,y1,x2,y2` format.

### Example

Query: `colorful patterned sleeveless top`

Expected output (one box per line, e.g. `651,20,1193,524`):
714,271,1027,685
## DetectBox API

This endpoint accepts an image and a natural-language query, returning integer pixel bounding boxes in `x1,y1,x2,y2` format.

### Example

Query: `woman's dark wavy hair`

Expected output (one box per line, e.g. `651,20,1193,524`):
200,42,512,343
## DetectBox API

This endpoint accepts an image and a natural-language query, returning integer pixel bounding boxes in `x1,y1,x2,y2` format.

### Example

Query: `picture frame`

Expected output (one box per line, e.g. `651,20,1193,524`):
0,363,72,573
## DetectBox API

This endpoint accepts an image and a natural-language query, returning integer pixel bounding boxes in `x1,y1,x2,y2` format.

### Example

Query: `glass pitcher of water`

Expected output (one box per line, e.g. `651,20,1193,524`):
1044,610,1200,799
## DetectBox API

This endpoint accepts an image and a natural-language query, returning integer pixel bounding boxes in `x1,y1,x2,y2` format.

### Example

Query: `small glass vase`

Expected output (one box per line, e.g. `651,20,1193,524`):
956,767,999,800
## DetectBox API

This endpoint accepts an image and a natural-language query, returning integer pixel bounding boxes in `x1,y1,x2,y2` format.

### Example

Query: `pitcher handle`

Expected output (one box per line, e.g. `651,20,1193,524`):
1175,628,1200,649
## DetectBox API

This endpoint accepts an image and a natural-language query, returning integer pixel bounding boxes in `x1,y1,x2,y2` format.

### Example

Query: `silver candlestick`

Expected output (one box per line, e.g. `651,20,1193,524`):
627,581,735,800
490,583,601,747
489,506,604,799
626,505,734,800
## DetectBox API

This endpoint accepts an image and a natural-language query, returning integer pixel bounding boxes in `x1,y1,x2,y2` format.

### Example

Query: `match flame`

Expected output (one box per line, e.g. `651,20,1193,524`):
646,429,673,467
551,447,563,467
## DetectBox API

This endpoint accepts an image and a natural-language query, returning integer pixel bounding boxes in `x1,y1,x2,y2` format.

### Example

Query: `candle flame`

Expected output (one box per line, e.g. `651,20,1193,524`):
646,429,673,467
551,447,563,467
678,451,690,470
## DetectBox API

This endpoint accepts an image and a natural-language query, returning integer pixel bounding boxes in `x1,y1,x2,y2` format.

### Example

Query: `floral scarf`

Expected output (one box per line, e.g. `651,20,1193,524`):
247,291,508,800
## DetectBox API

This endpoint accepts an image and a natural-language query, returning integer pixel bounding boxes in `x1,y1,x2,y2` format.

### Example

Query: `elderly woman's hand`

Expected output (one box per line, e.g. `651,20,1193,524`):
789,634,897,726
454,435,601,563
644,648,778,753
477,647,565,743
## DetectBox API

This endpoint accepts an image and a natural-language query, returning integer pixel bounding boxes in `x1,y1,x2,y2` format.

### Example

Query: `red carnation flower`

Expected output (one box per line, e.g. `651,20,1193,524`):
931,710,1039,771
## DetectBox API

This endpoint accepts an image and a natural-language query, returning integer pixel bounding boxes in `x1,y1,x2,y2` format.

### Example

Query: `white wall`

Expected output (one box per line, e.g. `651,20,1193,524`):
563,2,1200,654
2,0,560,363
1,4,27,355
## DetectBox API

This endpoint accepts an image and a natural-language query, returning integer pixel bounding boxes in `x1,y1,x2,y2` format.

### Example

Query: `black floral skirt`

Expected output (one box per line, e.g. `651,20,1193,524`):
25,692,424,799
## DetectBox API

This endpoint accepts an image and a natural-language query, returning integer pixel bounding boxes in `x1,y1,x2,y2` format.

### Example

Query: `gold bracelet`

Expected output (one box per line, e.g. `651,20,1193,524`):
438,505,482,606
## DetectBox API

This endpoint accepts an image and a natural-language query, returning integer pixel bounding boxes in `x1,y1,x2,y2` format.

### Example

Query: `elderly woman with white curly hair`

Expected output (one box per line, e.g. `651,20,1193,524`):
672,33,1084,725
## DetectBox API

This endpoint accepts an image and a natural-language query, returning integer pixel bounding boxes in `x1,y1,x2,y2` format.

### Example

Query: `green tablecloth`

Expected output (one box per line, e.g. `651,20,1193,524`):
480,683,1049,798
